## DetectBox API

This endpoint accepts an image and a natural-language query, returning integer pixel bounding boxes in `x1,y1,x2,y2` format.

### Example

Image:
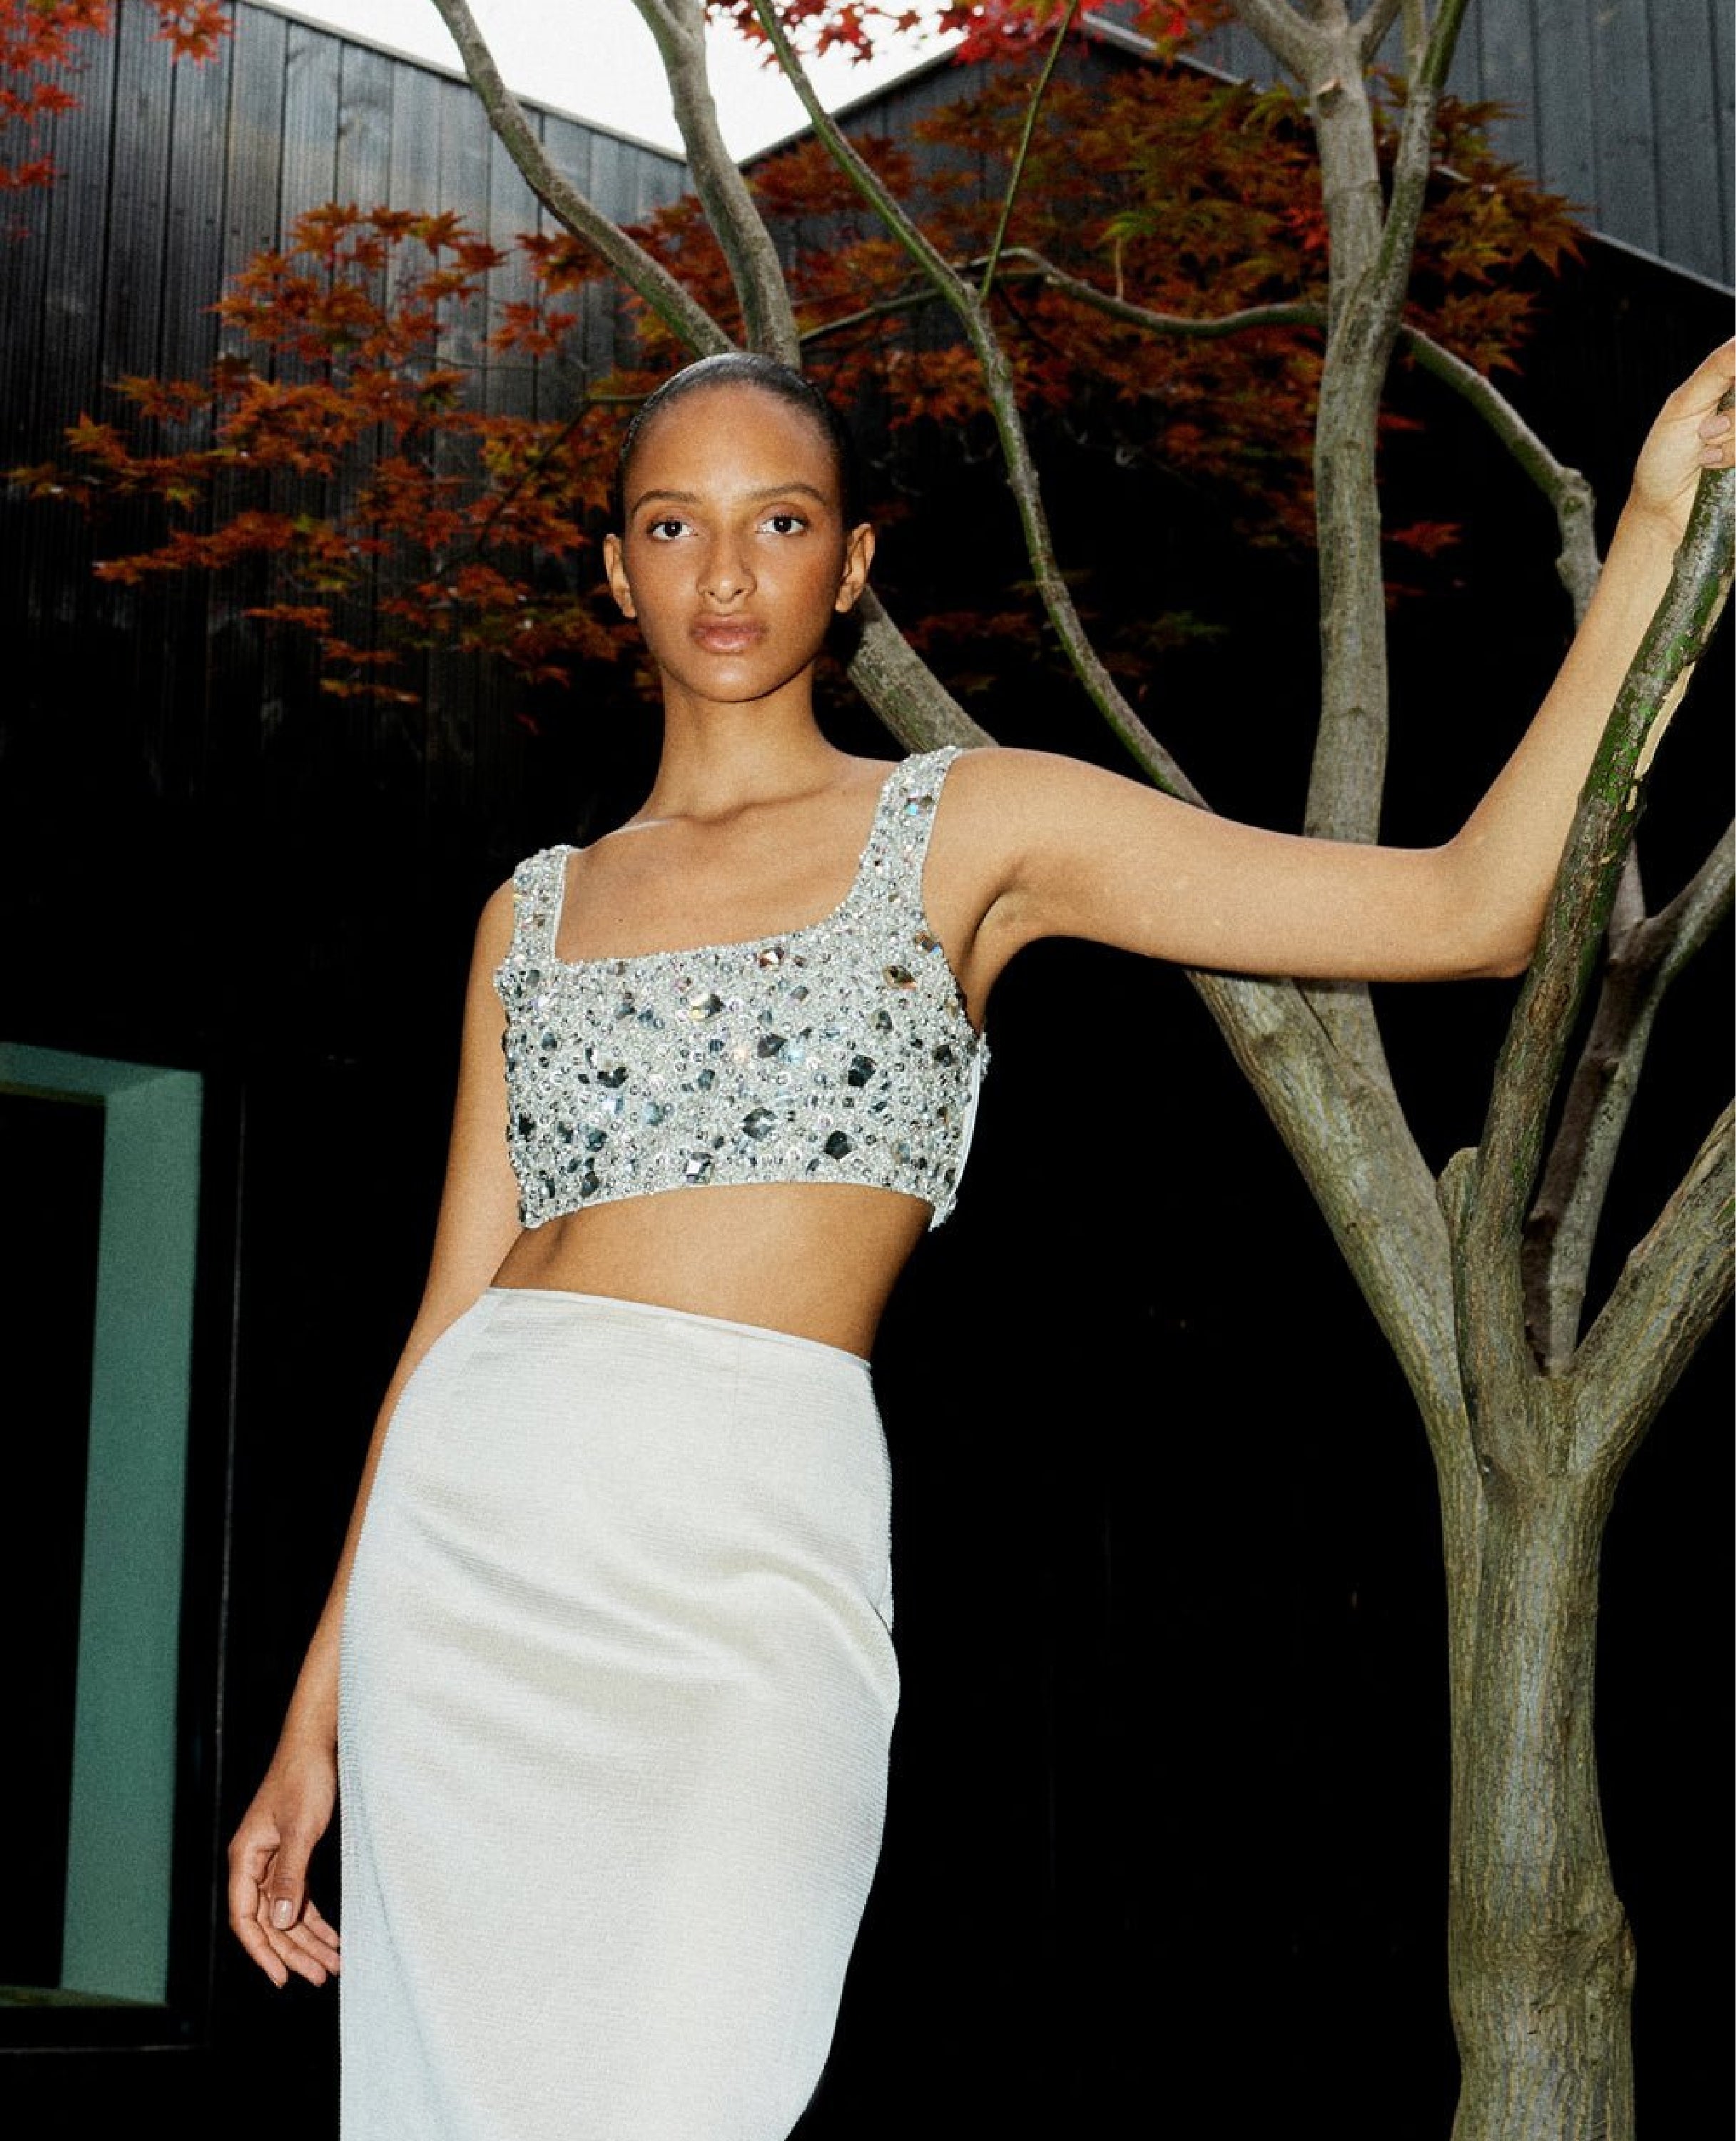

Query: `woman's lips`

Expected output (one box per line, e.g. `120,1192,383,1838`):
691,617,763,654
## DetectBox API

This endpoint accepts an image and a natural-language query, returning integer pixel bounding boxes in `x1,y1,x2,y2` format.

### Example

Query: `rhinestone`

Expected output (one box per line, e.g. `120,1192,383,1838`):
823,1130,853,1160
883,965,915,988
742,1107,775,1140
847,1055,875,1087
686,991,725,1021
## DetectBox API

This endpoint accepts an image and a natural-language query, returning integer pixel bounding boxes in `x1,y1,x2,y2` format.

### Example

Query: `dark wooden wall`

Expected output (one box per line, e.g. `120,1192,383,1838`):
1120,0,1735,289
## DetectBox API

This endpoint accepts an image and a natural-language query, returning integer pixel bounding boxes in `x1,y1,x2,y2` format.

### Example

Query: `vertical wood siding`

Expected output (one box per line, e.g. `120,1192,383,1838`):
1185,0,1732,288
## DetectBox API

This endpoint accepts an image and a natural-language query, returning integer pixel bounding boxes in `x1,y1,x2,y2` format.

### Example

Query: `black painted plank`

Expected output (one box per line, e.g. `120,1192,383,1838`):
1590,0,1661,258
1648,1,1726,286
101,0,177,378
27,7,119,648
484,118,544,422
557,109,616,383
1715,0,1735,268
1536,0,1601,224
203,5,290,791
151,29,232,804
278,18,342,226
1477,0,1543,191
334,36,393,206
31,10,119,446
437,72,492,388
162,23,230,379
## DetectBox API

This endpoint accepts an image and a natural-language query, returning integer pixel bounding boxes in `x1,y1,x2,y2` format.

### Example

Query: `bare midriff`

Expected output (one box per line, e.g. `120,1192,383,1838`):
489,1180,933,1360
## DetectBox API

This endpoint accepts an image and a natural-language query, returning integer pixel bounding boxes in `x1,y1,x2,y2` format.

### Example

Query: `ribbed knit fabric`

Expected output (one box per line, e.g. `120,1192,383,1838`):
337,1287,899,2139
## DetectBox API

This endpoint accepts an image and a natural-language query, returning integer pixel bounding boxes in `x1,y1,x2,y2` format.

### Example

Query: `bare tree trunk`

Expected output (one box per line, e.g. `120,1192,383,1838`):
1443,1442,1637,2141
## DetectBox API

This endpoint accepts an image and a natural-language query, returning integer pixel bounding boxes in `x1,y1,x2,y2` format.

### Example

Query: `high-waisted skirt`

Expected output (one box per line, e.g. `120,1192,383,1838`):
337,1287,900,2140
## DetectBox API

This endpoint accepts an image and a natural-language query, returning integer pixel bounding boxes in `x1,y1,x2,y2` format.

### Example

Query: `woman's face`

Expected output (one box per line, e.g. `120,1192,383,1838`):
603,383,873,718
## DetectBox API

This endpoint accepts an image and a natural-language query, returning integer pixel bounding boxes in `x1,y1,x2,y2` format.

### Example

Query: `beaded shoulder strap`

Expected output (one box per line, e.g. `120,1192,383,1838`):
507,844,572,964
856,747,959,896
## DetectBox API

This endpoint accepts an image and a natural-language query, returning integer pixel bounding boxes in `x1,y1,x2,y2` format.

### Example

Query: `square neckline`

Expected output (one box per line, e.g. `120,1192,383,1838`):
542,751,948,976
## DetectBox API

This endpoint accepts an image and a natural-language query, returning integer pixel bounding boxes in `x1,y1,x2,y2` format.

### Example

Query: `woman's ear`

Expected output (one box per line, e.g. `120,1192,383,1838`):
834,522,875,614
602,532,636,619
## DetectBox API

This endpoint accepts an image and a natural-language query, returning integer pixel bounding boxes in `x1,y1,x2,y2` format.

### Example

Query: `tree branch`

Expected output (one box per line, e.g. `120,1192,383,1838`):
426,0,729,356
970,255,1604,621
1196,966,1464,1442
1355,0,1406,62
980,0,1079,303
1522,826,1735,1367
1299,0,1471,848
843,587,988,749
1228,0,1324,80
1649,816,1736,988
1369,0,1470,308
629,0,799,358
994,250,1326,339
1278,0,1466,1085
1454,455,1735,1416
1568,1100,1735,1486
1397,328,1601,619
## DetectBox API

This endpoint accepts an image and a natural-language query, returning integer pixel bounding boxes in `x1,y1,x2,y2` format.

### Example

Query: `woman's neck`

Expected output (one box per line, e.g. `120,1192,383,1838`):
641,703,854,823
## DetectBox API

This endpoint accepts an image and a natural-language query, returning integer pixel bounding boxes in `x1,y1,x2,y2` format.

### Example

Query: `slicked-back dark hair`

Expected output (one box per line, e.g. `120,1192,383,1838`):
611,353,861,530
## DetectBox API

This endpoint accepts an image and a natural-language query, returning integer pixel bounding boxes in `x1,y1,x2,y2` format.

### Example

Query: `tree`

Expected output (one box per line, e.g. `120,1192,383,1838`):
10,1,1732,2132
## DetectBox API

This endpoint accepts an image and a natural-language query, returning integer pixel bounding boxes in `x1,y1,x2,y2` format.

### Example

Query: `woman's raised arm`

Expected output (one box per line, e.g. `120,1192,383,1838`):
946,340,1734,1003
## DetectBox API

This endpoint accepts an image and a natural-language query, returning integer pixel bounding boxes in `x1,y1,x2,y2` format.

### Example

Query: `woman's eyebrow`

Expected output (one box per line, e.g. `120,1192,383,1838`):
629,480,831,515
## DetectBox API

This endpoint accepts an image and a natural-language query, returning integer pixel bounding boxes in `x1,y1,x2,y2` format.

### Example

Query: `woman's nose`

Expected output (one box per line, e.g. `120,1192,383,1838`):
699,537,753,602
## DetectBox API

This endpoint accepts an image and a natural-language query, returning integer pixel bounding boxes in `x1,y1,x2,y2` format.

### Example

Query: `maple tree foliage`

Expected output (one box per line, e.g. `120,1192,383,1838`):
710,1,1232,64
1,0,225,193
11,14,1579,702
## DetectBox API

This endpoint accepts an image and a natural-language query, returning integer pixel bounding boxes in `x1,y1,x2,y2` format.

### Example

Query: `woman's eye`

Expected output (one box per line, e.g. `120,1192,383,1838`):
646,517,689,541
762,512,807,536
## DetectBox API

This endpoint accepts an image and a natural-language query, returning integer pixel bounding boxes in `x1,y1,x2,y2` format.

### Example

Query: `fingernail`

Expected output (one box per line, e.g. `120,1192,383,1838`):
270,1898,295,1930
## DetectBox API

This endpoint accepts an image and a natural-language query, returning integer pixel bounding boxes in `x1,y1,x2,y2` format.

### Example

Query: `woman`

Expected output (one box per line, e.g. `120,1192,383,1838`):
228,343,1734,2137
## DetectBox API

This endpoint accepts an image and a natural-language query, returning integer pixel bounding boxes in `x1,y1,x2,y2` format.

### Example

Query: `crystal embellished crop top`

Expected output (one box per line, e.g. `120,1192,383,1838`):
493,748,988,1231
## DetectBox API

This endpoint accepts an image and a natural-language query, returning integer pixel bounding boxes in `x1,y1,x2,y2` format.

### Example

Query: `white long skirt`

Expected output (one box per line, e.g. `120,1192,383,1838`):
337,1287,900,2140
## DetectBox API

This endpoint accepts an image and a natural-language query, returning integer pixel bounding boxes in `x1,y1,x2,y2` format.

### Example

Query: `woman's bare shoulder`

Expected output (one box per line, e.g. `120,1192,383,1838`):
469,876,520,974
